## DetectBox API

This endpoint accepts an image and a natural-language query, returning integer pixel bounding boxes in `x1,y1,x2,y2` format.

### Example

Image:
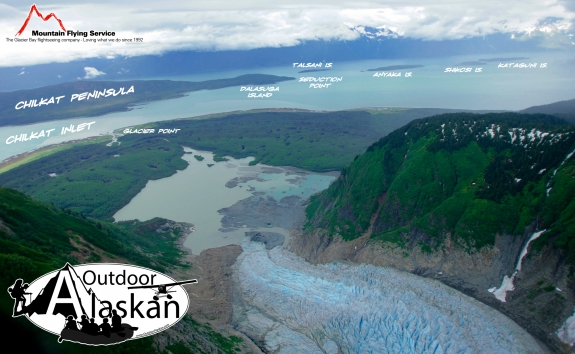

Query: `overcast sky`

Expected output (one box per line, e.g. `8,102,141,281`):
1,1,574,67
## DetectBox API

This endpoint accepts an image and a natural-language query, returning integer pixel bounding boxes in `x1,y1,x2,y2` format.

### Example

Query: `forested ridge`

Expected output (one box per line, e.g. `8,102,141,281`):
305,112,575,259
0,187,246,353
0,109,446,220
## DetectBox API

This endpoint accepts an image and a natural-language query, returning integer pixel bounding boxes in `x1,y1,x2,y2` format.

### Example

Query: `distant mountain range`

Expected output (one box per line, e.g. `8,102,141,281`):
520,98,575,124
1,64,573,128
0,33,547,91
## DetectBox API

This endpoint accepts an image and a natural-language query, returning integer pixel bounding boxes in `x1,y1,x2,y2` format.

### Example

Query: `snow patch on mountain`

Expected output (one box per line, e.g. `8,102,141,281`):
488,230,546,303
233,240,546,353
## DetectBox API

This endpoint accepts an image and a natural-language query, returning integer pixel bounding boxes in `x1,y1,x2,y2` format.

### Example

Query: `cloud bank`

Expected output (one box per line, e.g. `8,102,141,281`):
1,1,573,67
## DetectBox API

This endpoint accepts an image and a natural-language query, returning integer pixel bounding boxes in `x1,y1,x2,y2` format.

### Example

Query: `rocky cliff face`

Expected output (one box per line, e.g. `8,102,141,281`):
295,112,575,353
291,227,574,352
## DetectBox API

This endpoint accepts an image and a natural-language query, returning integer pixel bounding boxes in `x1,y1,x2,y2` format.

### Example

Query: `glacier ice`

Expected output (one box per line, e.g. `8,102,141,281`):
233,240,546,353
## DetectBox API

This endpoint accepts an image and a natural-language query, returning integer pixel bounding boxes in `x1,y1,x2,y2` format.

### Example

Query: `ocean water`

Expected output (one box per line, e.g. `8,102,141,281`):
1,51,574,161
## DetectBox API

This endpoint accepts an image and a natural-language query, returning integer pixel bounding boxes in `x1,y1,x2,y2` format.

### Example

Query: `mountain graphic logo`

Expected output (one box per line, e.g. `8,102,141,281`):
7,263,196,346
16,3,67,36
11,263,96,319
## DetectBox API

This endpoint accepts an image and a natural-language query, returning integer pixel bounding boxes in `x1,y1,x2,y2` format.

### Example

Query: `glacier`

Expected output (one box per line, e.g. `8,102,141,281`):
232,240,546,353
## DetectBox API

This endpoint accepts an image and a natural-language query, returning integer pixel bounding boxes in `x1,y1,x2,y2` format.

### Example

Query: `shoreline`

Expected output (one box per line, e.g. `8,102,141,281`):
0,106,351,173
0,135,110,174
0,74,295,128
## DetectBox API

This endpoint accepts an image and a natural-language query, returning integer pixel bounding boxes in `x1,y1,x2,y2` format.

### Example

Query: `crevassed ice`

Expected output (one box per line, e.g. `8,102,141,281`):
234,241,546,353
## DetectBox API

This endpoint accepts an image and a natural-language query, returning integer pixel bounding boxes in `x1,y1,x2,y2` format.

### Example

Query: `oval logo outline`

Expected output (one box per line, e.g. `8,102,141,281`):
8,262,193,346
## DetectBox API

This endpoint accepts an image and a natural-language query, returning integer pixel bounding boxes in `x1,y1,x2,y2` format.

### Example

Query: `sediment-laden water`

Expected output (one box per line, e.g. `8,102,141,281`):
113,149,336,254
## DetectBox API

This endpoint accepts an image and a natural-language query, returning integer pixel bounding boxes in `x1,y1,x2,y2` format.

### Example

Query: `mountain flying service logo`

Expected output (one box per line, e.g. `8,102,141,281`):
16,4,66,36
7,263,197,346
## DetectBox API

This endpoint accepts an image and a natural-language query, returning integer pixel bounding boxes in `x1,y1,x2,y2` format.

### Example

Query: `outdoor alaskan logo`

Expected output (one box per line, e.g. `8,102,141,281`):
7,263,197,345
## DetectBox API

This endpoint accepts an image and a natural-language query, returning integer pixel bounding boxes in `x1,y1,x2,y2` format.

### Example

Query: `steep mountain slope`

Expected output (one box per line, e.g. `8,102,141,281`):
0,109,480,220
295,112,575,352
0,187,251,353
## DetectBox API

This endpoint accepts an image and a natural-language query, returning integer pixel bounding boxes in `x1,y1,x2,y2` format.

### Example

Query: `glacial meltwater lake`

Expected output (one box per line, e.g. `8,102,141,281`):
113,149,336,254
111,150,549,353
0,51,565,352
111,148,548,353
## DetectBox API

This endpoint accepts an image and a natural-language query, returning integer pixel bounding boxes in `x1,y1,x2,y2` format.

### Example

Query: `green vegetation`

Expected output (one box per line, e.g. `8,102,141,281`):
526,282,558,299
0,108,456,219
0,187,196,353
0,187,187,273
194,155,205,161
543,285,556,292
0,145,73,174
0,74,294,126
113,218,190,271
534,149,575,262
306,112,575,258
0,186,245,353
185,317,244,353
5,109,565,253
161,316,245,354
0,136,111,174
158,109,464,171
0,135,188,220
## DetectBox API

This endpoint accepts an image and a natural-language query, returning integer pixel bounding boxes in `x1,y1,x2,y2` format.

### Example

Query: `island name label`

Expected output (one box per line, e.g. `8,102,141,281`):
292,63,332,68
